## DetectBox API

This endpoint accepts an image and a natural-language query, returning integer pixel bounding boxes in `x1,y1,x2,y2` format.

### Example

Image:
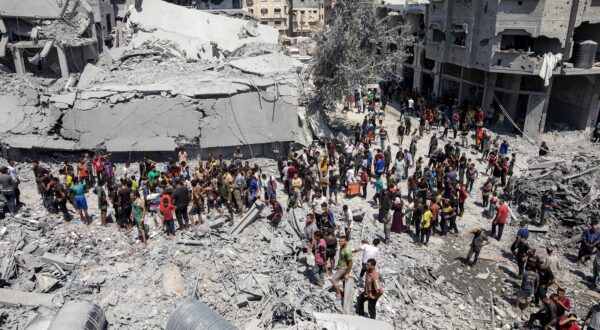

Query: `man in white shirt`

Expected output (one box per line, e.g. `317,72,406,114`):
342,205,353,240
354,238,381,279
345,167,356,184
408,98,414,115
344,143,354,156
7,159,20,206
312,189,327,227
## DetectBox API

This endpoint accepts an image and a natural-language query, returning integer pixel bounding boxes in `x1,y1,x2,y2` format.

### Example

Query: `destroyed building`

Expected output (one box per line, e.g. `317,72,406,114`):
390,0,600,136
0,0,102,78
0,0,309,159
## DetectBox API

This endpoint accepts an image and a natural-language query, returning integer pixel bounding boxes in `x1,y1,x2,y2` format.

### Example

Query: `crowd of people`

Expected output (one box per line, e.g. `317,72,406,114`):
2,86,600,327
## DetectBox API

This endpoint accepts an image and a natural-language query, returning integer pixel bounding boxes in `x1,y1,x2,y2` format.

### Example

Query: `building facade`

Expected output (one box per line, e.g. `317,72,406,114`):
291,0,324,36
393,0,600,136
246,0,290,34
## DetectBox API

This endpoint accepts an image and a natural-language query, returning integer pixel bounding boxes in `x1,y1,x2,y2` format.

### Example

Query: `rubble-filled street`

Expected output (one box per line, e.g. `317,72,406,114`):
1,0,600,329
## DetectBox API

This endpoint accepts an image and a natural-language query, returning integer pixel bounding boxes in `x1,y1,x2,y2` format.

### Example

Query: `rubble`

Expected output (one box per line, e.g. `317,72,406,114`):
511,148,600,239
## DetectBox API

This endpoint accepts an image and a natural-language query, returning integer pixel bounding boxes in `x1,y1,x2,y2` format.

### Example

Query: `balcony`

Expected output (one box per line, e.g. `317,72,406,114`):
490,50,542,73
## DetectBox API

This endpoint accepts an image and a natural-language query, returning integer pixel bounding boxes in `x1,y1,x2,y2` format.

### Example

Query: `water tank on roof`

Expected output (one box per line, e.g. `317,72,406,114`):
574,40,598,69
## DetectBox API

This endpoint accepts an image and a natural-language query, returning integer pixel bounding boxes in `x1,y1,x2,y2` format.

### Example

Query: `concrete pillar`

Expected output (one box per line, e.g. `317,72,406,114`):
12,48,26,74
481,72,497,110
506,74,522,119
582,76,600,130
56,45,70,79
523,78,553,137
413,69,422,92
432,62,441,98
412,46,423,92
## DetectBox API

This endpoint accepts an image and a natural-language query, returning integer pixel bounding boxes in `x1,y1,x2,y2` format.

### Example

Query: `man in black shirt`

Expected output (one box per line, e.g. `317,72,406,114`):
117,179,132,232
528,296,558,329
172,180,190,230
535,261,555,306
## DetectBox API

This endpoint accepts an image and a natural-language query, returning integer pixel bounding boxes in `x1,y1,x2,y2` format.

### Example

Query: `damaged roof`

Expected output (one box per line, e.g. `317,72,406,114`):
0,0,62,19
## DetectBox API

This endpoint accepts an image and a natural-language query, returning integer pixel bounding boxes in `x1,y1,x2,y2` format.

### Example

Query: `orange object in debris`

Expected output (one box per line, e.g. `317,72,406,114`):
346,183,360,197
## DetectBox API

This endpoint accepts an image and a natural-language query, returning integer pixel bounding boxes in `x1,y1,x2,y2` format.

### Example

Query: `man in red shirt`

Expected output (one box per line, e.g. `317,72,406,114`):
492,199,509,240
93,155,104,181
550,288,571,317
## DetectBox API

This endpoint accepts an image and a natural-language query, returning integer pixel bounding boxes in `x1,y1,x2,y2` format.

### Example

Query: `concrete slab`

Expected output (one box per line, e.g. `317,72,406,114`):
313,312,394,330
527,225,549,233
0,288,60,307
41,252,75,271
0,0,62,19
128,0,279,60
228,54,303,76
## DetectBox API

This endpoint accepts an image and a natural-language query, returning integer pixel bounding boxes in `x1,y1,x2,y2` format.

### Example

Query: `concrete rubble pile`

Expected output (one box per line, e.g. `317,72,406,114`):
0,157,496,330
0,0,309,157
510,149,600,240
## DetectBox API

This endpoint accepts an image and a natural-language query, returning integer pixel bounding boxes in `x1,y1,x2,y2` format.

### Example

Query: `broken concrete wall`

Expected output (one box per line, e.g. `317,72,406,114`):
546,75,600,130
128,0,280,61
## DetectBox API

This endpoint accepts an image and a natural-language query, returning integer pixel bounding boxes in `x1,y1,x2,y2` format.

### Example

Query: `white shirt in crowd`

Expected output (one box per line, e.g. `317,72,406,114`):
345,168,356,184
343,208,353,229
408,98,414,109
359,244,380,264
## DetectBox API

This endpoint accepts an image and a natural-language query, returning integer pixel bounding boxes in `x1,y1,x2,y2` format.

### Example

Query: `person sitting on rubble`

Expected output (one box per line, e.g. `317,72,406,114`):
576,220,600,265
539,141,550,156
267,198,283,227
527,295,558,329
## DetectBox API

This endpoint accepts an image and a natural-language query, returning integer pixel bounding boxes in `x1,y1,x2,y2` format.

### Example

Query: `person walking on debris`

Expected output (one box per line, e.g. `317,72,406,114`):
312,230,327,288
356,258,383,319
515,264,539,319
576,220,600,265
331,235,352,301
465,227,490,266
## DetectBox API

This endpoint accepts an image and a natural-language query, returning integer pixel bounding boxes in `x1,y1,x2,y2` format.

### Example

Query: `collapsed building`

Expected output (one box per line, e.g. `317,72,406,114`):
387,0,600,136
0,0,310,159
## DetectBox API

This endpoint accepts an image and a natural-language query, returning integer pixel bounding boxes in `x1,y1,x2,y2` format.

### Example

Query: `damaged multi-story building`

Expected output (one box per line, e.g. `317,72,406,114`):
390,0,600,136
0,0,107,78
0,0,309,159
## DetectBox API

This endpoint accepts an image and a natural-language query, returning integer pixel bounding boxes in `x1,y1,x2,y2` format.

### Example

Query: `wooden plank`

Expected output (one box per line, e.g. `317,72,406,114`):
478,254,509,262
563,165,600,181
580,290,600,300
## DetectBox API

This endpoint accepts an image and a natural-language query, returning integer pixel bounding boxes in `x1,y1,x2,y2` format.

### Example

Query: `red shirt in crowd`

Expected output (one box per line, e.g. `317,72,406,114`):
496,204,509,224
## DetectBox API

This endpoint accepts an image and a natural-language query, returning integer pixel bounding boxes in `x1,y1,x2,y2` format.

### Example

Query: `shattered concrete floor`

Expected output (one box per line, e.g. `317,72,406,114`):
1,101,600,329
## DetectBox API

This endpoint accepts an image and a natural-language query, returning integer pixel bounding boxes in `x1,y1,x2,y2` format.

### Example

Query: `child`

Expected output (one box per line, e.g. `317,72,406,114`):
488,192,498,219
159,197,176,238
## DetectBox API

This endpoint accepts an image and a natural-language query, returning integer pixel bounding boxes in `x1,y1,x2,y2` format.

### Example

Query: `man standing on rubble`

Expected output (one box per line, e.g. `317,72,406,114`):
577,220,600,264
7,159,21,207
356,258,383,319
465,227,490,266
172,180,190,230
0,166,17,216
540,190,555,226
332,236,353,301
491,199,509,240
117,179,133,233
